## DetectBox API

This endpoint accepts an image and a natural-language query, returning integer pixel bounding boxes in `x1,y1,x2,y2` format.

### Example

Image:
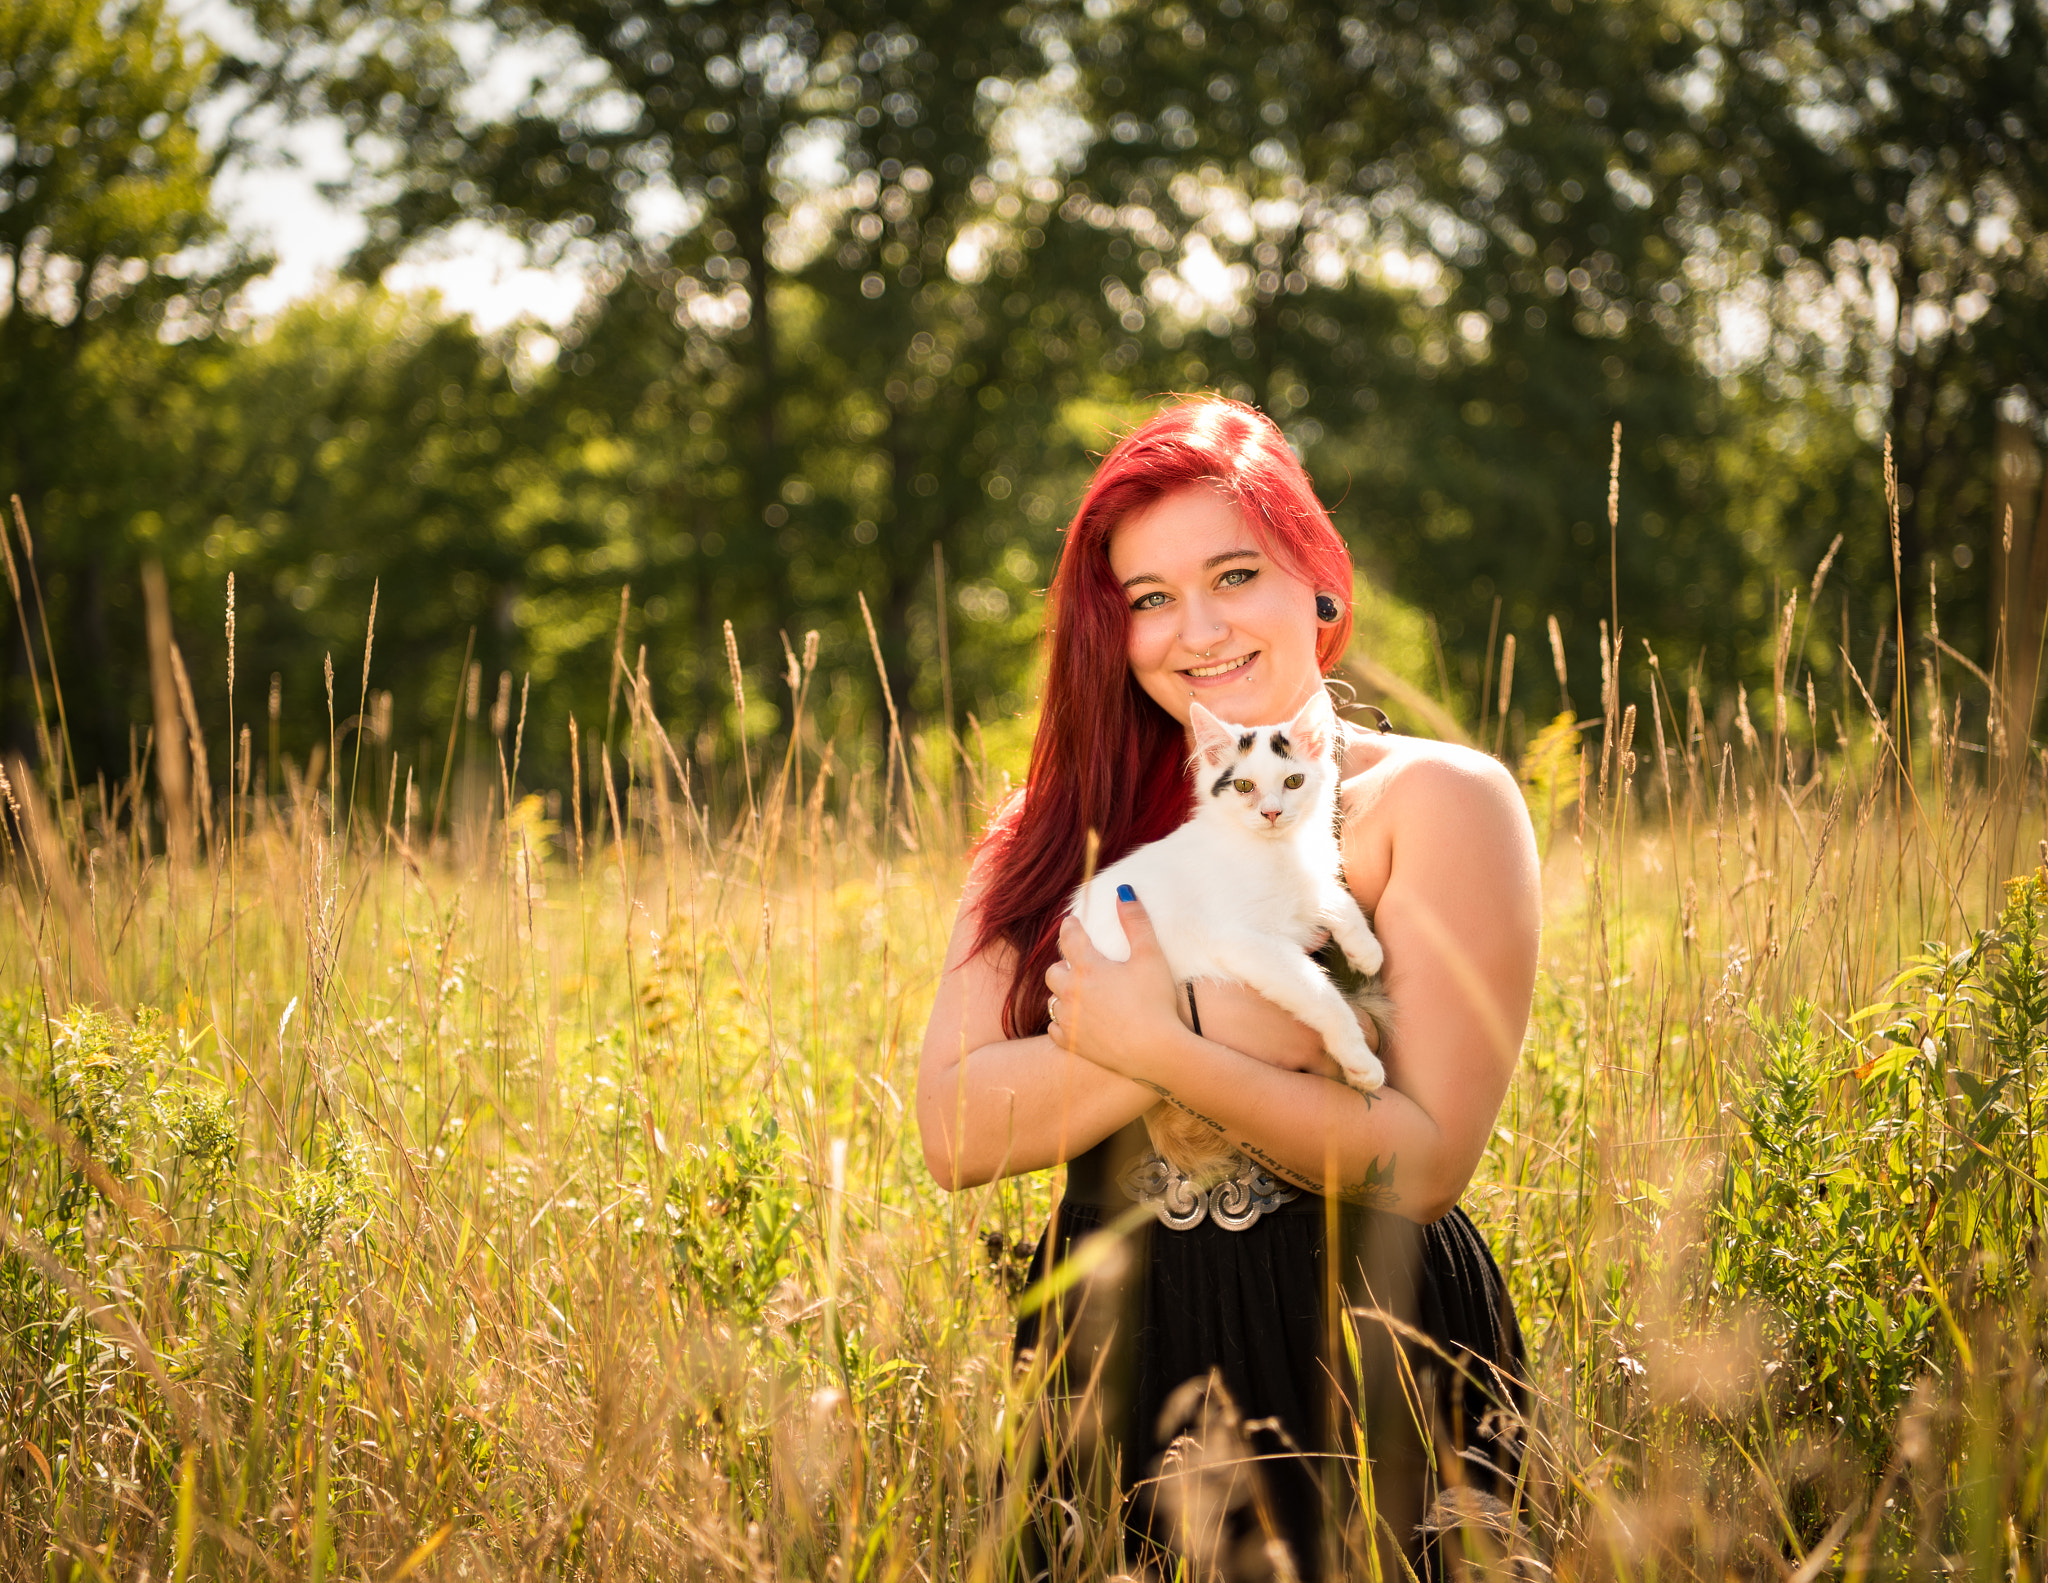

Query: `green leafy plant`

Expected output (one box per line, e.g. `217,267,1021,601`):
665,1114,804,1325
50,1007,140,1185
1710,873,2048,1470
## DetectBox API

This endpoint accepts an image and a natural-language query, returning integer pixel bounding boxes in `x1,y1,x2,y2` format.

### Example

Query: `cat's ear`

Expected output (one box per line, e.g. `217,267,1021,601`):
1289,689,1336,761
1189,702,1237,766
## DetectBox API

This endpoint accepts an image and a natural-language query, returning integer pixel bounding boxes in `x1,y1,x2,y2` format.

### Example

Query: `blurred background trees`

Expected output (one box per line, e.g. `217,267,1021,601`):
3,0,2043,807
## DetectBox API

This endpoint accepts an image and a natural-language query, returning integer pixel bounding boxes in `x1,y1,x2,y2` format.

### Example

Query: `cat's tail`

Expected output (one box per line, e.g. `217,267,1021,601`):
1346,979,1394,1065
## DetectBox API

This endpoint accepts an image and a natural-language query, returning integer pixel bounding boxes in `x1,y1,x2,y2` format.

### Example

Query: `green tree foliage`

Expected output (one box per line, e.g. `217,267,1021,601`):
1695,0,2048,658
1056,1,1754,700
363,0,1126,732
4,0,2045,798
148,296,574,780
0,0,476,781
0,0,233,774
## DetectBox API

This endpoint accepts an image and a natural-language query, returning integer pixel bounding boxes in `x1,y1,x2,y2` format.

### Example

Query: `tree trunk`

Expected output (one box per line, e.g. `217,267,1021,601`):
734,105,787,622
1995,417,2048,775
1888,347,1941,699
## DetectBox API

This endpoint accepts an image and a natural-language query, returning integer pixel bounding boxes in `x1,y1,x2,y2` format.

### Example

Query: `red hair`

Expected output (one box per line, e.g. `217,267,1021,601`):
972,397,1355,1037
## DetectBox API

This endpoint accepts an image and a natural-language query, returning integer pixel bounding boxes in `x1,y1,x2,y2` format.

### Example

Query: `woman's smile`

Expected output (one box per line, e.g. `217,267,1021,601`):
1183,651,1258,682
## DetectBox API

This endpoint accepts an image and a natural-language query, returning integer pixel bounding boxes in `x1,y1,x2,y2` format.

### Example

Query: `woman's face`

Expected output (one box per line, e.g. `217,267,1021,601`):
1108,482,1328,731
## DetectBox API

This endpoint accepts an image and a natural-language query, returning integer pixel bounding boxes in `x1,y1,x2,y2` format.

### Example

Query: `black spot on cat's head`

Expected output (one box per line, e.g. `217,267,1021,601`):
1269,731,1290,758
1210,766,1239,798
1236,732,1255,753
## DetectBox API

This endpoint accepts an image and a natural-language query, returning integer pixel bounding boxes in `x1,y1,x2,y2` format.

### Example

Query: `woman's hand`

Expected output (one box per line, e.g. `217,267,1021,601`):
1043,888,1188,1078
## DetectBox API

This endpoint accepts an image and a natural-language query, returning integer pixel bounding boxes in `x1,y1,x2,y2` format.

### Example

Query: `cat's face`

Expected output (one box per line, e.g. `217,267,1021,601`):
1188,693,1336,836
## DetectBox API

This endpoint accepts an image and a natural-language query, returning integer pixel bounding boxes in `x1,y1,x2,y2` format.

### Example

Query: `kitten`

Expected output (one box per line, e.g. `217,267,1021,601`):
1068,690,1389,1180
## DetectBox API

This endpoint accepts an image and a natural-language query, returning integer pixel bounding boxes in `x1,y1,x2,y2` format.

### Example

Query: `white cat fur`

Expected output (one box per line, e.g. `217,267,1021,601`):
1067,691,1385,1171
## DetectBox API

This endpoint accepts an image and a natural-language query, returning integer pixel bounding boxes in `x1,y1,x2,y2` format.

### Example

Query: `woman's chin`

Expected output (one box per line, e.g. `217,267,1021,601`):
1154,665,1312,726
1200,680,1290,725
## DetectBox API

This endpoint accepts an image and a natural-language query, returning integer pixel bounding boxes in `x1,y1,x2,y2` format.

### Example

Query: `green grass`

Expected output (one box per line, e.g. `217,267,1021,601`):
5,613,2048,1580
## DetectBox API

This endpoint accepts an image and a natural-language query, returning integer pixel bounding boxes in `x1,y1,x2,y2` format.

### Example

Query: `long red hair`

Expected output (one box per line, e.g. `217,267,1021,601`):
972,397,1356,1037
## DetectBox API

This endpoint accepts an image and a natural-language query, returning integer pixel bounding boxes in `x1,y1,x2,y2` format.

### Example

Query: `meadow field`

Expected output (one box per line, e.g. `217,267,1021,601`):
6,573,2048,1582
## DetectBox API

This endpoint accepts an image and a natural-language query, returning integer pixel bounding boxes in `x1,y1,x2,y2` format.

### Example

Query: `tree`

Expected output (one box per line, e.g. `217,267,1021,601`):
1691,0,2048,729
0,0,474,789
364,0,1134,745
1043,1,1775,713
0,0,232,776
15,0,2040,808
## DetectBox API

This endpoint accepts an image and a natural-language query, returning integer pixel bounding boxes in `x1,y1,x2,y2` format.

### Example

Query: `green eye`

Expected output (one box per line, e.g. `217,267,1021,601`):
1284,773,1305,789
1232,778,1255,794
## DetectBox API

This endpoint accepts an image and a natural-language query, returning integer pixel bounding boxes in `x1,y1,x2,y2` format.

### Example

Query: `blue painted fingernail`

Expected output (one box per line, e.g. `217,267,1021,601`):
1117,883,1136,903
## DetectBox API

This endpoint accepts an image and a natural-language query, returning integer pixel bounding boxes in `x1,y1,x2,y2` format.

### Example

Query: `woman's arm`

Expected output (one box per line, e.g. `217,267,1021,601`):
1046,752,1539,1221
1184,978,1368,1074
915,869,1369,1186
916,854,1158,1189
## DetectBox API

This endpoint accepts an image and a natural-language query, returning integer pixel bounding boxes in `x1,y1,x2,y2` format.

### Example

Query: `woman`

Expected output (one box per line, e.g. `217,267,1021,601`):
917,399,1541,1580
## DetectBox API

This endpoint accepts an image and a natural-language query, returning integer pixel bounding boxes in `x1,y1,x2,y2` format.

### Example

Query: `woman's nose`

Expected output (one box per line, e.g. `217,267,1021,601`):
1180,597,1227,651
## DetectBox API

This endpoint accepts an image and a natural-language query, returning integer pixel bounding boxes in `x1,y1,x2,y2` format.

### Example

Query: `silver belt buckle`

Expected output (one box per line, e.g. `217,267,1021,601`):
1119,1152,1300,1231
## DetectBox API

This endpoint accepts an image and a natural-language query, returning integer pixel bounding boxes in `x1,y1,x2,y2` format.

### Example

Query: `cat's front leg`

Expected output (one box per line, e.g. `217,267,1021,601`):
1220,940,1386,1092
1320,888,1385,977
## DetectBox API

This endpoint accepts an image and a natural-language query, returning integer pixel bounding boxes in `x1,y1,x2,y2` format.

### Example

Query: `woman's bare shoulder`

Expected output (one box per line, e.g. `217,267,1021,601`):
1340,734,1533,896
1345,732,1521,806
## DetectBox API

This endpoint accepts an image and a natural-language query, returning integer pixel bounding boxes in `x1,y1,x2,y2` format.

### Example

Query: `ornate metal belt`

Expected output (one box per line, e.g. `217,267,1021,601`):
1118,1152,1301,1232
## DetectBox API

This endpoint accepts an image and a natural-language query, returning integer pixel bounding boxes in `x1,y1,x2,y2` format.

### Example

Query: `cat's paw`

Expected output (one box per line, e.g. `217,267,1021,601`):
1329,1027,1386,1091
1326,911,1384,975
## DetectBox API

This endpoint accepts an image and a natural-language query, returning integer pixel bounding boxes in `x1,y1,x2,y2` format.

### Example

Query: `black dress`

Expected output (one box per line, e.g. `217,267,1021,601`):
1010,1120,1528,1582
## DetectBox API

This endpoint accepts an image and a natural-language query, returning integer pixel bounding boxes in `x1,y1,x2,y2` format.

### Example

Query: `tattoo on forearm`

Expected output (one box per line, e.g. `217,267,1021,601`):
1231,1140,1322,1192
1139,1079,1228,1133
1334,1155,1400,1209
1230,1138,1399,1208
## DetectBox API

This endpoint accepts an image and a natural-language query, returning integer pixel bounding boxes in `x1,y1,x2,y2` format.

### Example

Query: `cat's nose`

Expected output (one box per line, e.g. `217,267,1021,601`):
1262,807,1282,824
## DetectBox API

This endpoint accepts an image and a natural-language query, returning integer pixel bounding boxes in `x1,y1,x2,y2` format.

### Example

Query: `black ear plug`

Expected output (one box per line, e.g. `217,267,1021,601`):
1315,592,1340,623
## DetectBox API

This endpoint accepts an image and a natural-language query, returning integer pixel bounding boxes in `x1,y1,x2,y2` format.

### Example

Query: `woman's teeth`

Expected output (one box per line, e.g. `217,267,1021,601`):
1186,653,1254,679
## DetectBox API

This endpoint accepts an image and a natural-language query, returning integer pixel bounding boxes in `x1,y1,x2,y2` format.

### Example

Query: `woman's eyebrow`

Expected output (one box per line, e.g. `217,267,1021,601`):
1119,549,1261,590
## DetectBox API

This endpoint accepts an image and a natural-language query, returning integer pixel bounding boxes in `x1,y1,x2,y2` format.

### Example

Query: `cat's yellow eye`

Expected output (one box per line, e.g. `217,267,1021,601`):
1232,778,1255,794
1283,774,1305,789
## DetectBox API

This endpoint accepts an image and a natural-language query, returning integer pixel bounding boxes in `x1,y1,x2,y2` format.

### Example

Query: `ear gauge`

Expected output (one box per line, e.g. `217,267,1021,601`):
1315,592,1341,623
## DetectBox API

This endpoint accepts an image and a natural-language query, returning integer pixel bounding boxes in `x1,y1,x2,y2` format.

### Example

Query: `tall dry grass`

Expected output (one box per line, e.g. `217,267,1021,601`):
5,523,2048,1579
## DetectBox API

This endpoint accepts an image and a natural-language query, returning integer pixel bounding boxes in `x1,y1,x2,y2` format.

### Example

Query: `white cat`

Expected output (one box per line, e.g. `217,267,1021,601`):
1068,690,1387,1179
